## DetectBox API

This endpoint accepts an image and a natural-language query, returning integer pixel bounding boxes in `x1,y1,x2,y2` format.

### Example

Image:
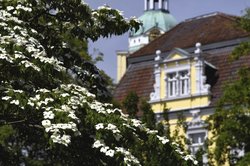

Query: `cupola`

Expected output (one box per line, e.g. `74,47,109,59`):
128,0,177,53
144,0,169,11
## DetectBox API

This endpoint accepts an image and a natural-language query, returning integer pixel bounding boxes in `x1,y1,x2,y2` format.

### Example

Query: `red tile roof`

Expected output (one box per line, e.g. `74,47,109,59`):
130,12,249,58
113,12,250,108
205,51,250,106
113,60,155,102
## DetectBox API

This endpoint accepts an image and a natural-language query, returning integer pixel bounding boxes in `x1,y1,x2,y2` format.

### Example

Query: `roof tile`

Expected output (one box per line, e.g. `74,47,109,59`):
130,13,249,58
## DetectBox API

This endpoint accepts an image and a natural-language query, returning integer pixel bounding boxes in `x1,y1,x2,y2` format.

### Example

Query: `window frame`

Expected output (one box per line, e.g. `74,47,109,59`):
165,69,190,98
187,131,207,154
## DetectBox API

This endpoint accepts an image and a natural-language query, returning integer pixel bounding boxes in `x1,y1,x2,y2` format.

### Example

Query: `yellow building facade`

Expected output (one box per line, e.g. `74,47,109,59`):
114,10,250,165
149,44,212,164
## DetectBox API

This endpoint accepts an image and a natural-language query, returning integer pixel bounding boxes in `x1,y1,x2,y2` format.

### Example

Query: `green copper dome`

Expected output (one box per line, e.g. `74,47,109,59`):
130,10,177,37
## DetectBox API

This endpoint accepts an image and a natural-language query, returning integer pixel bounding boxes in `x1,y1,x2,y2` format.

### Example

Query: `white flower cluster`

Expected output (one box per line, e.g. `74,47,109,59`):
183,155,198,165
89,100,123,116
95,123,121,141
172,142,198,165
0,47,14,63
157,135,169,144
36,88,83,145
43,111,55,119
6,2,32,15
0,4,198,165
115,147,141,166
106,124,120,133
97,5,112,11
93,140,115,157
10,99,20,106
145,128,158,134
16,4,32,12
122,123,136,131
2,96,12,101
20,60,41,71
130,16,141,24
130,119,142,127
0,9,66,73
2,85,82,146
2,89,24,107
2,82,198,165
92,140,141,165
51,133,71,146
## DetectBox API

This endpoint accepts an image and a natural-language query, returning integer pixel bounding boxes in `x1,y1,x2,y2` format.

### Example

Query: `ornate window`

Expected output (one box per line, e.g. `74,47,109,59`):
179,71,189,95
167,73,177,97
188,132,206,154
186,110,208,165
166,70,190,98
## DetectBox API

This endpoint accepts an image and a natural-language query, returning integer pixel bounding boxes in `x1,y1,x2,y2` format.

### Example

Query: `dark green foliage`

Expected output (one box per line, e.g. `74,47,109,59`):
209,68,250,165
172,112,188,149
162,108,171,137
0,1,197,165
140,99,156,129
209,8,250,165
237,152,250,166
122,91,139,118
231,8,250,60
0,0,140,165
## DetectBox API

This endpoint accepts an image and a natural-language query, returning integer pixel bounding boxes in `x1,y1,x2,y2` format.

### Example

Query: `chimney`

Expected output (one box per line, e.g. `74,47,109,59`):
116,51,128,83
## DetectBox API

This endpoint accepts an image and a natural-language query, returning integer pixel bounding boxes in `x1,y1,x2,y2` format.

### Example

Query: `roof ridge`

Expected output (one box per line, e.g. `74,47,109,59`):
129,12,246,58
184,12,238,22
216,12,239,21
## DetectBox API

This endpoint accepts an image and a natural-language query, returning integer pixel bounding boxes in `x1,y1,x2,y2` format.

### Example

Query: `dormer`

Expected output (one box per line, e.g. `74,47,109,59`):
163,48,192,98
150,43,212,106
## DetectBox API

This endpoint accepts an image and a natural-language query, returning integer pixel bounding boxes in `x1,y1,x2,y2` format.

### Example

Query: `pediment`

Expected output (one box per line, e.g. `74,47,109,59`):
163,48,190,62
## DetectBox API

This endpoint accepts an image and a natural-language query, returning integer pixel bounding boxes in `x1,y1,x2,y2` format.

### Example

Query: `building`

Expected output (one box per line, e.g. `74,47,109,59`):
117,0,177,83
114,1,250,165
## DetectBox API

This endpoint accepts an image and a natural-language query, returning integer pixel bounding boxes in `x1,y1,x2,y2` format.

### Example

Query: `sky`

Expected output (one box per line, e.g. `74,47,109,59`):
84,0,250,83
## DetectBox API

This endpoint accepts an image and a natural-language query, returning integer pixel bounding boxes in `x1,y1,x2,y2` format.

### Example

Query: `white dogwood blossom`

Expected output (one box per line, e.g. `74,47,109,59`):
10,100,20,105
157,135,170,144
2,96,12,101
0,2,198,165
95,123,104,130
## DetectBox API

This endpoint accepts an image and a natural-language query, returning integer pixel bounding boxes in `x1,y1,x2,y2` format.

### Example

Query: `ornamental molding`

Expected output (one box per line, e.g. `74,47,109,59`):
194,43,211,95
164,65,190,73
163,48,190,63
150,50,162,101
187,109,207,130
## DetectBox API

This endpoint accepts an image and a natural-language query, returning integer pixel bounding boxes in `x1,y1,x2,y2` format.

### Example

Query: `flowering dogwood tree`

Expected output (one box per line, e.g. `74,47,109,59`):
0,0,197,165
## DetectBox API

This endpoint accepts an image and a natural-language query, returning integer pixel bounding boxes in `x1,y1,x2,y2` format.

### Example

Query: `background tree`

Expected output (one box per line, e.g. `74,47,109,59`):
231,8,250,60
140,98,156,129
209,8,250,166
0,0,198,165
122,91,139,118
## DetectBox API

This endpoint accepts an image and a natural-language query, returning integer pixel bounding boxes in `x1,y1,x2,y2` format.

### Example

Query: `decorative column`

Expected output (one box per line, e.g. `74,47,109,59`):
164,0,169,11
149,0,154,10
175,72,179,96
144,0,148,10
150,50,161,101
194,43,210,94
158,0,163,9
